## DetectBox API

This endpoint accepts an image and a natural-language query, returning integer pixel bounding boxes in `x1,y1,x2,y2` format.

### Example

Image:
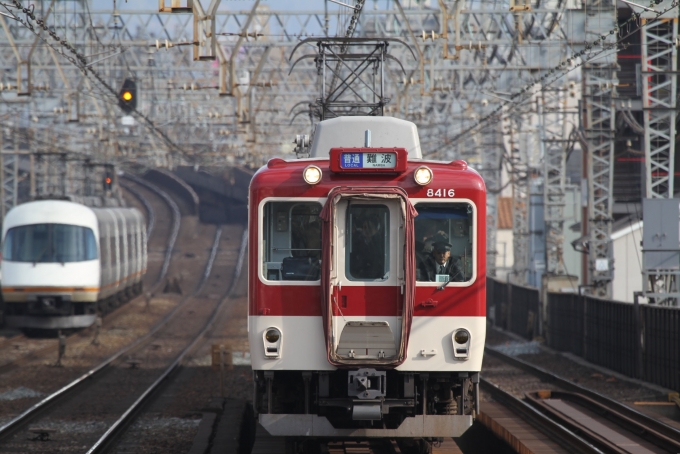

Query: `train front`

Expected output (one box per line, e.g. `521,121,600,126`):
1,200,100,330
248,117,486,446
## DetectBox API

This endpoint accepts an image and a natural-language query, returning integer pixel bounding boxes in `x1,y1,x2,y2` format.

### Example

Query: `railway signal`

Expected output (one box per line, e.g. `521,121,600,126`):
103,172,113,191
118,78,137,114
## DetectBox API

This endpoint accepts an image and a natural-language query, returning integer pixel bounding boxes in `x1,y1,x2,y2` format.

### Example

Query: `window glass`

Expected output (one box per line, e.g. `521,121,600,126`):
414,203,474,283
3,224,98,263
262,201,322,281
346,205,390,281
119,232,125,263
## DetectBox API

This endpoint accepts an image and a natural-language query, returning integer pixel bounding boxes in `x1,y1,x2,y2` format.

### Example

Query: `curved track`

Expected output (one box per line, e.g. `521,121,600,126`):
120,180,156,239
121,172,181,287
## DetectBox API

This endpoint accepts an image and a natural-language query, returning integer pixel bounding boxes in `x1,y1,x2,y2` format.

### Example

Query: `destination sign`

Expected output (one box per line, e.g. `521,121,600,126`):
340,152,397,169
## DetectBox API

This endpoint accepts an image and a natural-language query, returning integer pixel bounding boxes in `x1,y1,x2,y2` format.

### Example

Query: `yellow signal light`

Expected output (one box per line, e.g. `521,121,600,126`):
122,91,133,102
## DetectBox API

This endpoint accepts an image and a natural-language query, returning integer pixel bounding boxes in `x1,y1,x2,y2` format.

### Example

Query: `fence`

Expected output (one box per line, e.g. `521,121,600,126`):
487,278,539,340
488,277,680,391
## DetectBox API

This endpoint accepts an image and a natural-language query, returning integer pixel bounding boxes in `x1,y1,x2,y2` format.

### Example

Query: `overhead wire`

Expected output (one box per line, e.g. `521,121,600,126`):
5,0,189,161
445,0,680,147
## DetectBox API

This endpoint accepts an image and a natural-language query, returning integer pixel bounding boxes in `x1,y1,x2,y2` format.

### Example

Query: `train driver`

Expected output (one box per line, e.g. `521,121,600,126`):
417,240,464,283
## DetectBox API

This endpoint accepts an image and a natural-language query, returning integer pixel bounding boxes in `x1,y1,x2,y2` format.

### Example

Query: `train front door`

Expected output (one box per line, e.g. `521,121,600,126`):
330,198,404,361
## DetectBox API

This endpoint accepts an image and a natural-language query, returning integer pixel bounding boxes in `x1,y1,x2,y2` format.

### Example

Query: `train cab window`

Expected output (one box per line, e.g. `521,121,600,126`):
346,205,390,281
3,224,98,263
262,201,322,281
414,203,474,283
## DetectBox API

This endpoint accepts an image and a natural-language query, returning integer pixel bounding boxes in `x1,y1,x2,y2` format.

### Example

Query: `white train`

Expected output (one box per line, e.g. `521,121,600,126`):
1,200,147,330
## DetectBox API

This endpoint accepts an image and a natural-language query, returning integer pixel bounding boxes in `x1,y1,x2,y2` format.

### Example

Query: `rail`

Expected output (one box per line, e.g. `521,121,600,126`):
479,377,603,454
86,226,249,454
525,390,680,453
485,346,680,446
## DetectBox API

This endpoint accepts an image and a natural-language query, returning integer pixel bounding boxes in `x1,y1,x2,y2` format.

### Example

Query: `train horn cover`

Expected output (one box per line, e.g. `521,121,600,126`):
303,165,322,185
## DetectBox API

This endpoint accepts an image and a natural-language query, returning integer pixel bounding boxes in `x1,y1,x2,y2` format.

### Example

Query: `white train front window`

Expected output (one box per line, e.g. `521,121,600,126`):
262,201,322,281
3,224,98,263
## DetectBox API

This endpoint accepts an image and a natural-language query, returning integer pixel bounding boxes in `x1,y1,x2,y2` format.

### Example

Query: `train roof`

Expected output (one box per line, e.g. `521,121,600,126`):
3,200,98,233
251,157,486,201
2,200,142,236
310,117,422,159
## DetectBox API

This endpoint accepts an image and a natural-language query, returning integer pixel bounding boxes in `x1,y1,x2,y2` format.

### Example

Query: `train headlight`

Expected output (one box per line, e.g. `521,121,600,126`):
263,327,282,359
303,165,322,185
414,166,433,185
452,329,471,360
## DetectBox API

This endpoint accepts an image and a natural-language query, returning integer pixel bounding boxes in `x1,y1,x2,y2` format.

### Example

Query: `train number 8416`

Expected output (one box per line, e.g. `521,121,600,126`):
426,188,455,198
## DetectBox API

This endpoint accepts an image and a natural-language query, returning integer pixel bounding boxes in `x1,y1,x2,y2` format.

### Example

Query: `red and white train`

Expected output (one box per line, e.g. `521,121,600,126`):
248,116,486,450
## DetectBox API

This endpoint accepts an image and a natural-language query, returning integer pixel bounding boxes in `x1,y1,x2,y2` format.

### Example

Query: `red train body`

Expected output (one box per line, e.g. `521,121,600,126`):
248,116,486,447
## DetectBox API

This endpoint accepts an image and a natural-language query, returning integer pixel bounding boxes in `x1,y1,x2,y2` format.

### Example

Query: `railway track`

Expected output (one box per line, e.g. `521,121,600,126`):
0,222,243,452
481,346,680,454
109,227,247,453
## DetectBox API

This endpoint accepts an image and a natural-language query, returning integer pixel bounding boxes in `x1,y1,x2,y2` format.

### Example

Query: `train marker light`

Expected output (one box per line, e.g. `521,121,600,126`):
414,166,433,185
265,329,280,343
263,327,282,358
454,330,469,344
303,165,322,185
452,329,470,359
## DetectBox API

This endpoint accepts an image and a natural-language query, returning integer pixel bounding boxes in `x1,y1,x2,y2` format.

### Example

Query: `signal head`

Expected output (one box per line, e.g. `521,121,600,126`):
118,78,137,114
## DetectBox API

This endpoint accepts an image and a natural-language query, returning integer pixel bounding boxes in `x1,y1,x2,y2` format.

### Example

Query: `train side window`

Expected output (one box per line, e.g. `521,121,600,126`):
262,201,322,282
414,202,474,283
345,205,390,281
110,237,117,267
119,234,125,264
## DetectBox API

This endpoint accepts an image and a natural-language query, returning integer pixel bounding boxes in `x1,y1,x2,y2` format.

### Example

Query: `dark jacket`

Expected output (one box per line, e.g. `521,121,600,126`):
417,254,464,282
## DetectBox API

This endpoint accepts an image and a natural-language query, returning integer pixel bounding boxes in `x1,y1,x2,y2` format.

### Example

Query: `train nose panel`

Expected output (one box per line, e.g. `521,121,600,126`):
336,321,397,360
